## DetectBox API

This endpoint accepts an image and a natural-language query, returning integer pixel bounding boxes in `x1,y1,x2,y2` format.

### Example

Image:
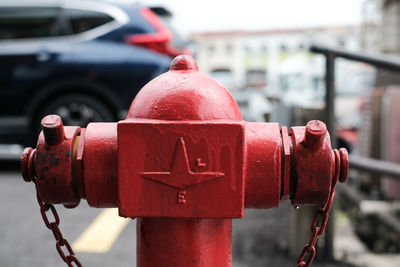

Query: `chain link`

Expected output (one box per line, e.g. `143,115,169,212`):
297,179,337,267
296,149,342,267
296,188,335,267
31,178,83,267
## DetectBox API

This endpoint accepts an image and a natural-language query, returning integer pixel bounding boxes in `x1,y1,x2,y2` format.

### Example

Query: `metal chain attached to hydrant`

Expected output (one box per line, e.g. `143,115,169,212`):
297,148,348,267
22,148,82,267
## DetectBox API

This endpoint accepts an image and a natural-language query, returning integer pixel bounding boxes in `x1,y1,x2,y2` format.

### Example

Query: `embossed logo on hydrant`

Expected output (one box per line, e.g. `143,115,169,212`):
138,137,224,203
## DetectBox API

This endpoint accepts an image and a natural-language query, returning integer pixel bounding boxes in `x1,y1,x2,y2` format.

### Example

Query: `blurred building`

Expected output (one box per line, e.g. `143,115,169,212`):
359,0,400,200
191,26,360,92
362,0,400,53
361,0,400,86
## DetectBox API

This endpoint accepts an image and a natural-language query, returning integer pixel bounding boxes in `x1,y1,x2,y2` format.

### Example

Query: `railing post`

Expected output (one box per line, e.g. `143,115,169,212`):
325,52,336,148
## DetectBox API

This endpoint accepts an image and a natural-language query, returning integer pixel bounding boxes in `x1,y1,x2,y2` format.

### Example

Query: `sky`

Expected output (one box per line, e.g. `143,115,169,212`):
138,0,366,36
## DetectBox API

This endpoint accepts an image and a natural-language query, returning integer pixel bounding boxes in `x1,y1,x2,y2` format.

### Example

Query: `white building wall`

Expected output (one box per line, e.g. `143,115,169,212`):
192,26,360,92
381,0,400,53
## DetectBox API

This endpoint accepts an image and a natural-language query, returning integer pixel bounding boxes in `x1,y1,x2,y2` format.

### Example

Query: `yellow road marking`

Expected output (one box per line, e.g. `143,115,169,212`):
72,208,130,253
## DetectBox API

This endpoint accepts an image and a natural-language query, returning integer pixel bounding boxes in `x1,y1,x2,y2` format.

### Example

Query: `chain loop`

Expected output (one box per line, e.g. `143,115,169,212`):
296,188,336,267
39,202,60,228
31,178,83,267
295,147,347,267
67,255,83,267
297,245,316,266
296,169,339,266
50,222,64,241
56,239,74,262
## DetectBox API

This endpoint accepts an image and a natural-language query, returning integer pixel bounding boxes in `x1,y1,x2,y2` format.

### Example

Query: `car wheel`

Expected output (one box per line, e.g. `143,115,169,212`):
33,93,116,138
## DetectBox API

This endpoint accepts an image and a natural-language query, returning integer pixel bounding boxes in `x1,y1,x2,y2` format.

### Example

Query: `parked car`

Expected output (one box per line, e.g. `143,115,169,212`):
0,0,190,146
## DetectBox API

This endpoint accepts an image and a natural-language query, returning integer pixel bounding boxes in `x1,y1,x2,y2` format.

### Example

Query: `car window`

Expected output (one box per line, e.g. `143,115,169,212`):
0,7,62,40
64,8,114,34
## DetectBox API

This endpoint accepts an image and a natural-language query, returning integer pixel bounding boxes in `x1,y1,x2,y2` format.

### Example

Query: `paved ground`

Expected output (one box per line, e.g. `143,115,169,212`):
334,210,400,267
1,162,399,267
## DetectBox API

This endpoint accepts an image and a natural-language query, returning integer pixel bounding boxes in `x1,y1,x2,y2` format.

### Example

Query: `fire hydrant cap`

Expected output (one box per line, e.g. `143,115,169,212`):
126,55,242,121
306,120,327,135
169,55,199,71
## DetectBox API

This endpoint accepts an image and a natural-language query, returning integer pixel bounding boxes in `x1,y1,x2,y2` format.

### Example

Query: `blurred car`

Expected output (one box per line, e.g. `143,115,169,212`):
0,0,190,146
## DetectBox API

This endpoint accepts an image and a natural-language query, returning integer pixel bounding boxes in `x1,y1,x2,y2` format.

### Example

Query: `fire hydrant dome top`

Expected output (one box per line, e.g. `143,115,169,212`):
126,55,243,121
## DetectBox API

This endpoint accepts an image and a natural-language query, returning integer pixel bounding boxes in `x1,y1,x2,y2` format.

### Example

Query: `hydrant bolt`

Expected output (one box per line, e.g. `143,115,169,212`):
21,147,35,182
41,115,66,146
339,148,349,183
303,120,327,150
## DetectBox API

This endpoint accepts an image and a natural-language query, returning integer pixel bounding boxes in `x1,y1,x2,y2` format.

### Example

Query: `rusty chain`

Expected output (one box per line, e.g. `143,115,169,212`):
31,177,83,267
296,149,342,267
296,189,335,267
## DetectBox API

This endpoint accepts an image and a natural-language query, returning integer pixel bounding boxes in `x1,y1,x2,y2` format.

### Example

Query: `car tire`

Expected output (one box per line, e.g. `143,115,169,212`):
32,93,116,141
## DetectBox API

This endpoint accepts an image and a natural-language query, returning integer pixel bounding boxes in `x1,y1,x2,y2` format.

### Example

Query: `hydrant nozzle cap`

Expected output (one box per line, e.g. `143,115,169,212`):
170,55,199,72
306,120,327,135
304,120,327,150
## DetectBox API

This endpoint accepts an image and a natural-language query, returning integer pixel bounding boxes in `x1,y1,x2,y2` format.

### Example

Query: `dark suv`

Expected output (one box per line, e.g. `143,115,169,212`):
0,0,189,145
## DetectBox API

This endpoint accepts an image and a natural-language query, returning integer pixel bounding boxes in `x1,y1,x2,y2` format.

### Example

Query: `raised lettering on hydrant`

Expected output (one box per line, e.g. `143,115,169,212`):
21,55,348,267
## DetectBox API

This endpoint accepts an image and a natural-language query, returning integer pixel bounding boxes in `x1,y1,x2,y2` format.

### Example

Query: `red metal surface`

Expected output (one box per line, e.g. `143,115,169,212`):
118,121,245,218
41,115,66,145
84,123,118,208
34,115,82,206
126,56,242,121
21,147,34,182
21,55,349,267
289,122,334,206
244,122,281,209
280,126,291,201
297,147,348,267
137,218,232,267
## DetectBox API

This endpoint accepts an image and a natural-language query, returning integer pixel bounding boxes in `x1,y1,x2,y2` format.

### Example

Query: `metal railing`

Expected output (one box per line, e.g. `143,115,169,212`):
310,44,400,178
350,155,400,180
309,44,400,258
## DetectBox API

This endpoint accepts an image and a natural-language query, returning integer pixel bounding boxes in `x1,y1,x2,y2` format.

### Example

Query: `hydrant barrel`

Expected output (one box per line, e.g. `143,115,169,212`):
137,218,232,266
124,55,240,266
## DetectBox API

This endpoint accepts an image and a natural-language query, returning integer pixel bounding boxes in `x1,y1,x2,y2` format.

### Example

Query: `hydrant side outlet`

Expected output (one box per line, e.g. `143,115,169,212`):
35,115,82,206
244,122,281,209
84,122,118,208
289,124,333,206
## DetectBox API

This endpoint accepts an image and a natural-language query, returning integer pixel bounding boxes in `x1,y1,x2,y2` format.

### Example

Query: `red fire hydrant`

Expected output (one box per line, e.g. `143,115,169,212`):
21,55,348,267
